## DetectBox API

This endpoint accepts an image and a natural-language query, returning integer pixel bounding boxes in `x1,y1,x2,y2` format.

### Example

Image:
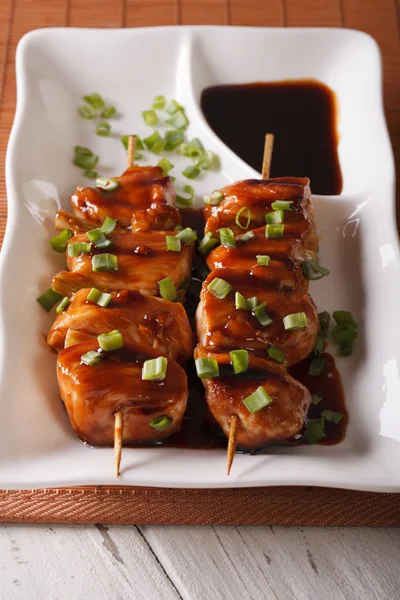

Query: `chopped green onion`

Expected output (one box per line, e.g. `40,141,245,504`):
92,253,119,272
308,357,326,376
86,287,112,307
73,146,99,170
318,311,331,338
204,191,223,206
271,200,294,211
166,99,183,115
197,150,215,170
152,95,166,110
243,386,272,413
268,346,284,363
220,228,236,248
56,297,70,314
166,110,189,130
311,336,325,356
306,420,326,443
149,415,171,431
207,277,232,300
142,356,168,382
166,235,181,252
175,225,183,232
302,259,330,280
180,142,203,160
235,292,258,311
121,134,144,151
165,129,184,150
321,410,343,423
159,277,177,301
81,350,103,366
195,357,219,379
311,393,322,405
265,224,284,239
101,106,116,118
283,312,308,330
230,349,249,374
83,93,105,110
252,302,273,327
49,229,73,253
87,228,112,249
158,158,174,175
79,105,97,119
96,121,111,137
266,210,284,224
182,165,200,180
339,340,354,356
247,297,258,310
97,330,124,352
68,242,92,257
256,255,271,266
100,216,117,234
333,310,357,328
332,325,358,343
176,227,197,245
176,185,194,208
37,288,63,312
236,231,255,243
199,233,219,255
144,131,165,153
142,110,159,126
235,207,251,230
84,169,98,179
96,177,120,191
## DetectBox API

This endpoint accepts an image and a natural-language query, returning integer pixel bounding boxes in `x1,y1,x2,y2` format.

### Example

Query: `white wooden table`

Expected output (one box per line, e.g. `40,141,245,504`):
0,524,398,599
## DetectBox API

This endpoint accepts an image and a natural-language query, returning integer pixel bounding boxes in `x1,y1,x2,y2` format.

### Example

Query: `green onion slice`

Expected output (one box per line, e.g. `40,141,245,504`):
339,340,354,356
265,224,284,239
236,231,255,243
207,277,232,299
311,393,322,405
73,146,99,170
166,110,189,130
96,177,120,191
149,415,171,431
159,277,177,301
283,312,308,330
49,229,73,253
166,235,181,252
235,206,251,230
180,141,203,160
235,292,258,311
256,255,271,266
121,134,144,151
79,105,97,119
86,287,112,307
166,99,183,115
176,185,194,208
266,210,284,224
92,253,119,272
252,302,273,327
84,169,98,179
101,106,116,118
152,95,166,110
195,357,219,379
96,121,111,137
176,227,197,245
87,228,112,249
83,93,105,110
271,200,294,211
56,297,70,314
308,357,326,376
158,158,174,175
197,150,215,170
198,233,219,255
144,131,165,153
182,165,200,180
142,356,168,382
165,130,184,150
220,228,236,248
81,350,103,366
268,346,284,363
68,242,92,257
230,349,249,374
37,288,63,312
142,110,159,126
311,336,325,357
97,330,124,352
321,409,343,423
100,216,117,235
203,191,223,206
302,259,330,280
333,310,357,328
318,311,331,338
243,386,272,413
306,420,326,443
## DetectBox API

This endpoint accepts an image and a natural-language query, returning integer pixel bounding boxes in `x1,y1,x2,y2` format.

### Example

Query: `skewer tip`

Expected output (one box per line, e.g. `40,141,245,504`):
127,135,136,169
261,133,274,180
114,410,123,478
227,415,239,476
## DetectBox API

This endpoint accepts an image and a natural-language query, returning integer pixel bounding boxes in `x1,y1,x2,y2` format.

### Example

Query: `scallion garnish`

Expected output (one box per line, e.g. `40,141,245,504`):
256,255,271,266
308,357,326,376
73,146,99,170
207,277,232,300
152,95,166,110
166,99,183,115
203,191,223,206
271,200,294,211
176,227,197,245
166,110,189,130
96,177,120,191
311,393,322,405
86,288,112,307
142,110,159,126
100,216,117,235
230,349,249,374
149,415,171,431
266,210,284,224
235,207,251,230
311,336,324,357
176,185,194,208
182,165,200,180
158,158,174,175
220,228,236,248
199,233,219,255
81,350,103,366
37,288,63,312
142,356,168,382
235,292,257,311
165,130,184,150
83,93,105,110
332,311,357,356
96,121,111,137
236,231,255,243
252,302,273,327
306,420,326,443
87,228,112,249
79,105,97,119
166,235,181,252
144,131,166,154
319,311,331,337
197,150,215,170
265,224,284,239
56,297,70,314
195,357,219,379
121,134,144,151
302,259,330,280
84,170,98,179
321,409,343,423
243,386,272,413
92,253,119,272
97,330,124,352
159,277,177,301
268,346,284,363
68,242,92,257
283,312,307,330
333,310,357,328
180,141,204,160
101,106,116,119
49,229,73,253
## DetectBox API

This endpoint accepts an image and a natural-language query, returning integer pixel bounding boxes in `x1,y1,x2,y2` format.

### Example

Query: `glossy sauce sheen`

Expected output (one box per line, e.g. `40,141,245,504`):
201,80,342,195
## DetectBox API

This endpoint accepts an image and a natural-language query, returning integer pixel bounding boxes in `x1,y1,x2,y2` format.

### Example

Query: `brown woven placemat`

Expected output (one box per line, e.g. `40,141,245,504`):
0,0,399,525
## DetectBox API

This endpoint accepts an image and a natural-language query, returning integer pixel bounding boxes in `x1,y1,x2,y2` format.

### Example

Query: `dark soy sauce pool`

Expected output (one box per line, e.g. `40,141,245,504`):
201,80,343,196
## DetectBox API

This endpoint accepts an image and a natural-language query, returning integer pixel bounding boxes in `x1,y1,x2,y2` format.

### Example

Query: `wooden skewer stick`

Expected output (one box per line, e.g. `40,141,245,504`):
114,410,124,478
127,135,136,168
261,133,274,179
227,415,239,476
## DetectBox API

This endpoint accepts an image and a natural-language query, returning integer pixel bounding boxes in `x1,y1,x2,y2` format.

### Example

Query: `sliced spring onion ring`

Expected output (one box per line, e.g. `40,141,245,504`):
86,288,112,307
252,302,273,327
158,158,174,175
256,255,271,266
142,110,159,126
36,288,63,312
166,235,181,252
333,310,357,328
236,231,255,243
243,386,272,413
96,121,111,137
100,216,117,235
97,330,124,352
195,357,219,379
165,99,183,115
268,346,284,363
149,415,171,431
265,224,284,239
49,229,73,253
87,229,112,249
207,277,232,300
159,277,177,301
235,206,251,230
306,420,326,443
321,409,343,423
308,357,326,376
56,297,70,314
182,165,200,180
101,106,116,118
302,259,330,280
180,142,204,160
271,200,294,211
198,232,219,255
235,292,258,311
83,93,105,110
266,210,284,224
68,242,92,257
79,105,97,119
203,191,223,206
81,350,103,366
73,146,99,170
144,131,165,153
166,110,189,130
142,356,168,382
165,130,184,150
230,349,249,374
92,253,119,272
311,336,325,356
176,227,197,245
96,177,120,191
283,312,308,330
152,95,166,110
318,311,331,338
197,150,215,170
219,228,236,248
176,185,194,208
311,393,322,405
84,169,98,179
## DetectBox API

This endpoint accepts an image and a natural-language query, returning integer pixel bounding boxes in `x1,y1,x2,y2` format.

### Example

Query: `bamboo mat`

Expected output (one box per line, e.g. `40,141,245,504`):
0,0,400,525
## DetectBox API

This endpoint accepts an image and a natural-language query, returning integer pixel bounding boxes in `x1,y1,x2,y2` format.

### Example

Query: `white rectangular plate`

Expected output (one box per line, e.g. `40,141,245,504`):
1,26,399,491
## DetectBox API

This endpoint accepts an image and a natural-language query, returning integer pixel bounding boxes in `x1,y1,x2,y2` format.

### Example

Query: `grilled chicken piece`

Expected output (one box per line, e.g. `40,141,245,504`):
204,177,318,254
195,347,311,449
52,230,193,297
196,268,318,366
48,288,193,363
207,227,313,292
70,166,180,231
57,339,188,446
